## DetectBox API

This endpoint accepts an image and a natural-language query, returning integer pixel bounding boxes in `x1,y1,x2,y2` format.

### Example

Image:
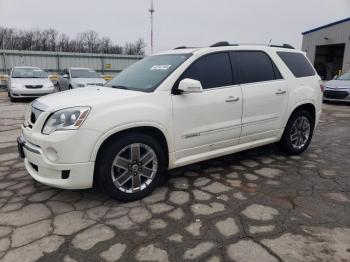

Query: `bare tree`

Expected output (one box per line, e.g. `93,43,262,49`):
0,26,146,55
124,38,146,55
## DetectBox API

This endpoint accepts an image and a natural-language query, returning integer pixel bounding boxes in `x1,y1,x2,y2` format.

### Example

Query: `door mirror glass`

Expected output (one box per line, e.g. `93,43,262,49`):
178,78,203,94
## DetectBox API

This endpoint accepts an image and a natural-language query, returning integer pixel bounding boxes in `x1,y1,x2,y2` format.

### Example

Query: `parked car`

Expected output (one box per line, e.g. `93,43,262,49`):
57,67,106,91
18,43,322,201
7,66,55,102
323,71,350,102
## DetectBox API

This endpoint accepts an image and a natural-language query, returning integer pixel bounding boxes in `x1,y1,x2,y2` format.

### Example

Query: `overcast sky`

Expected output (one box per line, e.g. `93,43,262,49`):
0,0,349,54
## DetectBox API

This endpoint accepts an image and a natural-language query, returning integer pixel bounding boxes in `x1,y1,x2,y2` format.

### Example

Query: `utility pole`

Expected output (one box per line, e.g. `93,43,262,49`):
2,39,7,74
148,0,155,54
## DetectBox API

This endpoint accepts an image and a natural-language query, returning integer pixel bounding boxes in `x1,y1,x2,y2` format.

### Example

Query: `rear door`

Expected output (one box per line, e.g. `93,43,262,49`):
231,51,288,143
172,52,243,161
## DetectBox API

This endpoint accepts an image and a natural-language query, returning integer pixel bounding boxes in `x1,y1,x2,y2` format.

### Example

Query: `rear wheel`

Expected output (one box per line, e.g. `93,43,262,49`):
96,133,165,202
279,110,314,155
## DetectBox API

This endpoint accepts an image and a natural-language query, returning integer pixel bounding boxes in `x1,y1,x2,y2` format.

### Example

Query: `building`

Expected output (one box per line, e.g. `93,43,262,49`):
302,17,350,80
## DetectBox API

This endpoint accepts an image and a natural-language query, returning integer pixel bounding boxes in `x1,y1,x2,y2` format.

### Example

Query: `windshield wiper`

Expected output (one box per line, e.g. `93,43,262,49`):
110,85,129,90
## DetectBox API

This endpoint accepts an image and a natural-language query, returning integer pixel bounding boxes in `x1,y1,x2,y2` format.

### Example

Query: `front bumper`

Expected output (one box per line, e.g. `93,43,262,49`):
11,87,55,98
18,131,97,190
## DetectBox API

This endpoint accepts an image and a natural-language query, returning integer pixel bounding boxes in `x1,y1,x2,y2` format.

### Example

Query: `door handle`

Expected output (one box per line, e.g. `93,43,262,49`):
275,89,286,95
225,96,240,102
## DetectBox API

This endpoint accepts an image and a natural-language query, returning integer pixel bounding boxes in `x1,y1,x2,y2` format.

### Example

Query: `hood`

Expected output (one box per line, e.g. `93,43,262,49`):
325,79,350,89
35,86,146,111
11,78,51,85
71,78,106,85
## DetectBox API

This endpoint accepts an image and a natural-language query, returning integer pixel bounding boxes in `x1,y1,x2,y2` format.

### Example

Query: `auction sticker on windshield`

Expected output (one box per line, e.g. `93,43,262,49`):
150,65,172,70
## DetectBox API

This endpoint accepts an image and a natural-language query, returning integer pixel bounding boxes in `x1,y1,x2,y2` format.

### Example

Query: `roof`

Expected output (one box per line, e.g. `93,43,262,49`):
157,44,301,56
13,66,40,69
302,17,350,35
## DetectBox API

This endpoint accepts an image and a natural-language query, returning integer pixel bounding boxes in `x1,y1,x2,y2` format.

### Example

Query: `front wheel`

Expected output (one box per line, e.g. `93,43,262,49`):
96,133,165,202
279,110,314,155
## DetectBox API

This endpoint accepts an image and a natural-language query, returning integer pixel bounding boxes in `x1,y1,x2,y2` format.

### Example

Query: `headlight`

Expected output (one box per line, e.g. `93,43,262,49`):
44,83,54,88
11,83,22,89
42,107,91,135
77,83,86,87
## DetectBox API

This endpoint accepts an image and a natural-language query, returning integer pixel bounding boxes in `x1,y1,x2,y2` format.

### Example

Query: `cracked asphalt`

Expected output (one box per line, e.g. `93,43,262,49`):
0,91,350,262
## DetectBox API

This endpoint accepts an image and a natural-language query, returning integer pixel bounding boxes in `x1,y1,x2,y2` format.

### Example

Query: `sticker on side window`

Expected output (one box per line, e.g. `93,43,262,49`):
150,65,171,71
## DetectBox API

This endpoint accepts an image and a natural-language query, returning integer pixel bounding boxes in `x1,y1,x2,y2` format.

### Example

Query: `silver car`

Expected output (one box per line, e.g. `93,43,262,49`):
323,71,350,102
7,67,55,102
57,67,106,91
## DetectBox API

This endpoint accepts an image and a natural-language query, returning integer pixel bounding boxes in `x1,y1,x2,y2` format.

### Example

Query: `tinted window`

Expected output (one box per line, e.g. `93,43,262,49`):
235,51,278,84
71,69,101,78
181,52,233,89
277,52,315,78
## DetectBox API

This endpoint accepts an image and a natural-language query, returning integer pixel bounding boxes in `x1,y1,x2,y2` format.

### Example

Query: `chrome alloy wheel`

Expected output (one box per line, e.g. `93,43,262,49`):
111,143,158,193
290,116,311,150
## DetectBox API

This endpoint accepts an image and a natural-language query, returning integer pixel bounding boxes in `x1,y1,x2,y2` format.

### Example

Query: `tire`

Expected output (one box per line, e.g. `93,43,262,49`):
96,133,166,202
9,94,17,102
56,84,61,92
279,110,314,155
68,85,72,90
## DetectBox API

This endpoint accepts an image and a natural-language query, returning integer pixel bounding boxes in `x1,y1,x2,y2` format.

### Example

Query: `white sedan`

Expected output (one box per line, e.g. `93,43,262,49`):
7,67,55,102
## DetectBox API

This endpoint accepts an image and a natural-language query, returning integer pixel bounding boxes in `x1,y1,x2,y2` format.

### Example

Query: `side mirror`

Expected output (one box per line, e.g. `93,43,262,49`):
62,74,69,79
178,78,203,94
333,75,338,80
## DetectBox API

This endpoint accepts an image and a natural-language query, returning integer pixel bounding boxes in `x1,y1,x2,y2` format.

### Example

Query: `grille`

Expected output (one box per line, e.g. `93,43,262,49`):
25,85,43,89
30,106,43,125
324,90,349,100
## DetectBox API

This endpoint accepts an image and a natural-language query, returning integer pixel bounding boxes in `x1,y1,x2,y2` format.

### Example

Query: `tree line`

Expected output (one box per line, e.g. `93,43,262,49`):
0,27,146,55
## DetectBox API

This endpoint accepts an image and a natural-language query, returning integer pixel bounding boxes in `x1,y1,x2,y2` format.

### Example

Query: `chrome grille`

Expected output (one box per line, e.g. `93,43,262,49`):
28,101,48,126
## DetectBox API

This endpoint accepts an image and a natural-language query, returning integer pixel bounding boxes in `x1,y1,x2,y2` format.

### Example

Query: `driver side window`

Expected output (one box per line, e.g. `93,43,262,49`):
180,52,234,89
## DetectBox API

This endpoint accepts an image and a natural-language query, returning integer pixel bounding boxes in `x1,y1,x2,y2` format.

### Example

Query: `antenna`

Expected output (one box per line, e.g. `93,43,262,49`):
148,0,155,54
268,39,272,46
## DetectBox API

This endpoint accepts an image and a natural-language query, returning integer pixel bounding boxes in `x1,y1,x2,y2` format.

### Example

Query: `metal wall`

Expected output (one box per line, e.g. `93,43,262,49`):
0,50,143,75
302,20,350,74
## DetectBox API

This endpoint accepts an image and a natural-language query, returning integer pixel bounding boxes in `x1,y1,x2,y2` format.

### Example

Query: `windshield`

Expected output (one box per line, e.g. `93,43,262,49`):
336,72,350,81
105,54,191,92
12,68,48,78
71,69,101,78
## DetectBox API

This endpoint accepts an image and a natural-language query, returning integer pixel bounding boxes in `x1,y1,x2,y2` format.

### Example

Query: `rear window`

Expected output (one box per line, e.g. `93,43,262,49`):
277,52,315,78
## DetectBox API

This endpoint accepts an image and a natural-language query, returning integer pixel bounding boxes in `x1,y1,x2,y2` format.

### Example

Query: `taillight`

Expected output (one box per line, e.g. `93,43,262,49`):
320,84,324,93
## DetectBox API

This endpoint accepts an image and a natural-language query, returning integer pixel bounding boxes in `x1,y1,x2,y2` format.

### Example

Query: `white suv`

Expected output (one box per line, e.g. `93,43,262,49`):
18,42,322,201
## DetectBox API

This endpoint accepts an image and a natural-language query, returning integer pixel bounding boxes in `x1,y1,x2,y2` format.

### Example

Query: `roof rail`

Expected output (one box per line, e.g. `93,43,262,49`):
269,44,295,49
209,42,295,49
210,41,230,47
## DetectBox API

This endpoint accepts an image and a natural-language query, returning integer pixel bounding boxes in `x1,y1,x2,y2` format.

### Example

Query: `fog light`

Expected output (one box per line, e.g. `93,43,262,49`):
61,170,70,179
45,147,58,162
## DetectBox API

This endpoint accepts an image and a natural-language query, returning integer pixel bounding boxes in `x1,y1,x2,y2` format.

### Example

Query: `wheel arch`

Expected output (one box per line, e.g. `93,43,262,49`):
289,102,316,125
92,125,170,186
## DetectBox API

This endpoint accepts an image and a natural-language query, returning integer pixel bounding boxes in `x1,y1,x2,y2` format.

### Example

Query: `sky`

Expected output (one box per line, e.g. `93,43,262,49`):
0,0,349,54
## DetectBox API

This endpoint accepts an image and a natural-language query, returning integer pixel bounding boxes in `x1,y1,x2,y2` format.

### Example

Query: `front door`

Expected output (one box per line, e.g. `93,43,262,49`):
172,52,243,162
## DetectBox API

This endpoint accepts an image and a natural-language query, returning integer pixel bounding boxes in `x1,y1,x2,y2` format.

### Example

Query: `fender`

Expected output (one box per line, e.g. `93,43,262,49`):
90,121,172,162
